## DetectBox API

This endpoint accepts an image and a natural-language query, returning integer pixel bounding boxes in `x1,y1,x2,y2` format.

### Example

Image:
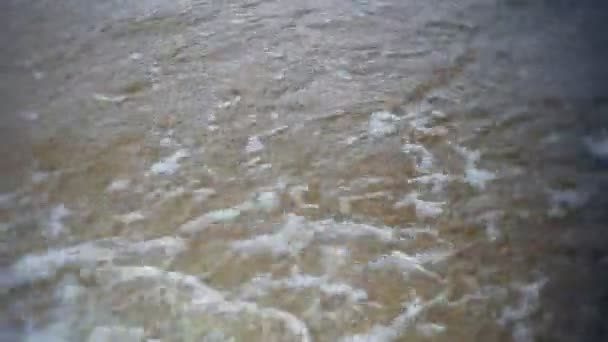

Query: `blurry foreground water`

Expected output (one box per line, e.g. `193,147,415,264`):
1,1,608,341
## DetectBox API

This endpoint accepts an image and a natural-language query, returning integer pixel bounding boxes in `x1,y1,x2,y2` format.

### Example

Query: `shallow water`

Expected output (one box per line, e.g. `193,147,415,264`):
1,1,607,341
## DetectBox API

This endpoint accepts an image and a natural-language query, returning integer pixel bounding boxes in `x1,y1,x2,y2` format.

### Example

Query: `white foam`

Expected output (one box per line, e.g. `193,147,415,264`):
344,135,361,145
259,125,289,138
240,271,367,303
149,149,189,175
339,292,446,342
54,274,84,304
416,323,446,337
477,211,502,241
408,173,451,193
106,179,131,192
93,93,128,104
103,265,311,342
159,137,174,147
44,204,71,238
584,135,608,159
401,144,434,173
465,168,496,190
206,208,241,221
129,52,143,60
316,217,395,242
7,237,186,287
254,191,280,211
499,278,547,325
456,146,496,189
114,211,145,225
87,326,145,342
232,215,315,257
395,192,443,219
499,278,547,342
339,192,392,214
369,111,399,138
32,171,51,184
218,96,241,109
368,251,443,281
179,208,241,234
128,236,186,256
245,135,264,154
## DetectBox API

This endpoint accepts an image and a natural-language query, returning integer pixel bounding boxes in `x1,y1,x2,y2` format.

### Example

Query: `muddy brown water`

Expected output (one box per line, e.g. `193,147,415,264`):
1,1,607,341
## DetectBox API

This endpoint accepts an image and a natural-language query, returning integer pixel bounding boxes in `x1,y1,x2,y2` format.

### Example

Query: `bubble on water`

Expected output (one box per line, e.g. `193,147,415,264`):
218,96,241,109
245,136,264,154
44,204,71,238
106,179,131,193
369,111,399,138
20,111,39,121
129,52,143,60
159,137,175,147
149,149,189,175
